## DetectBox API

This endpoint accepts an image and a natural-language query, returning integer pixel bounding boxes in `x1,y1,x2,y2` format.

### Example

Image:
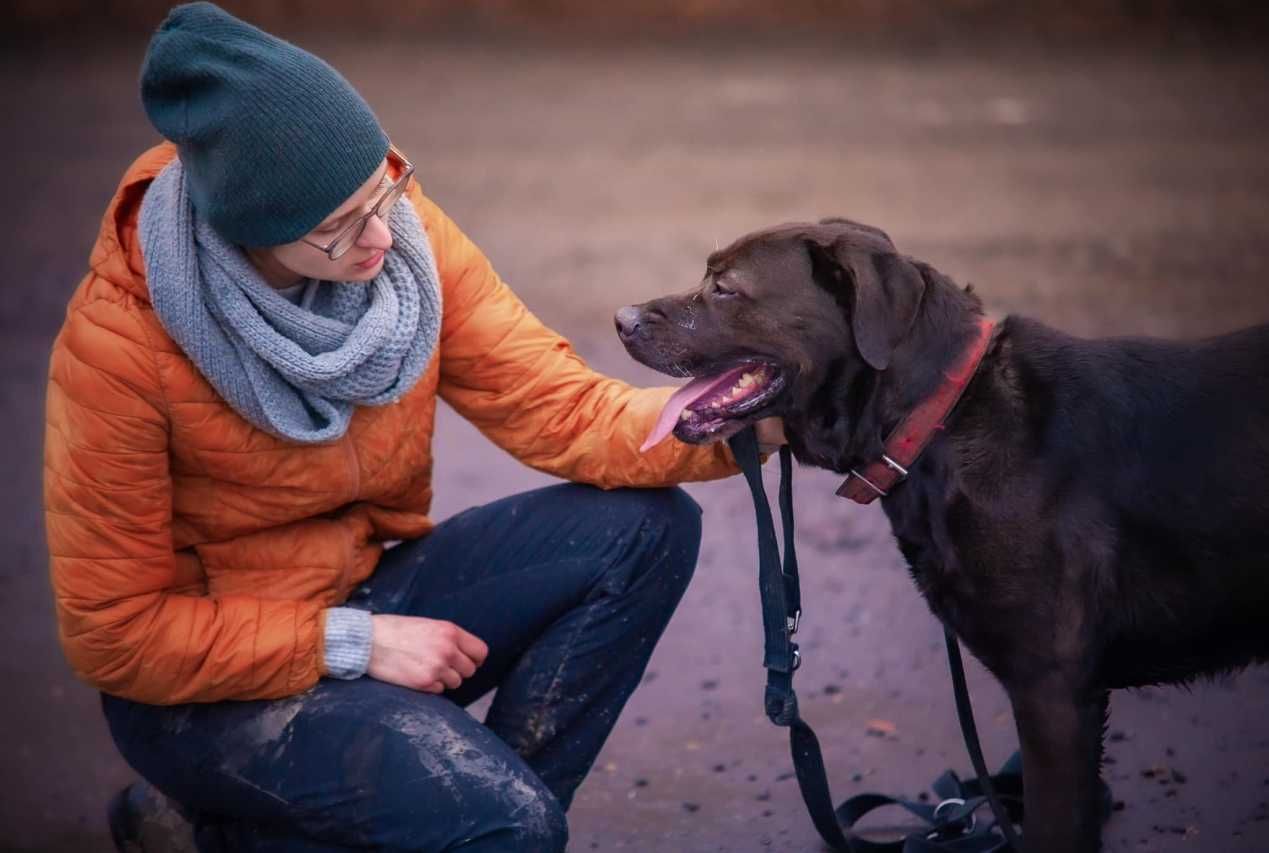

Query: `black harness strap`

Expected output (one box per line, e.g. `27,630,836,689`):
727,428,1024,852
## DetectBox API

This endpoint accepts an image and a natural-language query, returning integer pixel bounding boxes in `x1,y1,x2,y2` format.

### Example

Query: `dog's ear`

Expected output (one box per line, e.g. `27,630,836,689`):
807,233,926,370
817,217,897,250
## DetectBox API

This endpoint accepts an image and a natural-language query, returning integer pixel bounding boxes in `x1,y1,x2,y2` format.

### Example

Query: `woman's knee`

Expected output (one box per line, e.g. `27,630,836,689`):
410,761,568,852
611,486,702,551
366,695,568,851
476,782,568,853
601,486,703,597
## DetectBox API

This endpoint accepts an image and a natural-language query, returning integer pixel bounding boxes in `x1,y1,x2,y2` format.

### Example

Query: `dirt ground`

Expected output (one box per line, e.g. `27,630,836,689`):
3,33,1268,853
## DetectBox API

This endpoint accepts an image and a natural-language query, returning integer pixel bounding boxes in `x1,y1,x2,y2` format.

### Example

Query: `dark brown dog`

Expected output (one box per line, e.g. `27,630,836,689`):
615,218,1269,852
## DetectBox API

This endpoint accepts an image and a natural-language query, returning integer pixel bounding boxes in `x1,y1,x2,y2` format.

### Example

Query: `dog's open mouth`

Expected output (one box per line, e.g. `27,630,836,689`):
641,362,786,451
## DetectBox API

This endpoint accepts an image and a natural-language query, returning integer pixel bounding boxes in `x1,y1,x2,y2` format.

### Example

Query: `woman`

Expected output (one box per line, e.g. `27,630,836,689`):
44,3,781,850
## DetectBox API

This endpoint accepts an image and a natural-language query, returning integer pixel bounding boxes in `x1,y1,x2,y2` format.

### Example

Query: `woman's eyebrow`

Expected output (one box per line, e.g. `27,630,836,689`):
317,173,392,230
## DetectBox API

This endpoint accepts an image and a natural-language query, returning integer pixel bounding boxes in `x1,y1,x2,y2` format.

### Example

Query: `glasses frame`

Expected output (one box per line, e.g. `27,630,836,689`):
301,145,415,261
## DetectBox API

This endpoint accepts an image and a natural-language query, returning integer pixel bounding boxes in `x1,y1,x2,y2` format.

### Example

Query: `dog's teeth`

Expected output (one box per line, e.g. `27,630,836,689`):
680,410,692,421
739,373,754,387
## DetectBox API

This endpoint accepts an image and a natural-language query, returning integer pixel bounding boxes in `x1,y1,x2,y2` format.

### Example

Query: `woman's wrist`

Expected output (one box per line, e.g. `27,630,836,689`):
323,607,374,679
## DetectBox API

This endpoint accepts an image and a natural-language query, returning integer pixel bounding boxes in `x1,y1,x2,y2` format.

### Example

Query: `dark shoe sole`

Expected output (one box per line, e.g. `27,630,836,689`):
107,785,141,853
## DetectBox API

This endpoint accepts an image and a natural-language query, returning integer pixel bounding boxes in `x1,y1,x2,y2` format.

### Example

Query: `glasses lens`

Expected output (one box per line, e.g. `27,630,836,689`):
376,179,407,221
329,220,364,260
327,175,409,261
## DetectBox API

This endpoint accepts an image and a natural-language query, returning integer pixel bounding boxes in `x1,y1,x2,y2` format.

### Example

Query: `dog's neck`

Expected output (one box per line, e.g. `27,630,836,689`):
838,316,996,502
786,263,988,474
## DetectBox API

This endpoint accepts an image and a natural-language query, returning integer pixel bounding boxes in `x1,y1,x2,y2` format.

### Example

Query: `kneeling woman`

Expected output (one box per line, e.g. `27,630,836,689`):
44,3,780,850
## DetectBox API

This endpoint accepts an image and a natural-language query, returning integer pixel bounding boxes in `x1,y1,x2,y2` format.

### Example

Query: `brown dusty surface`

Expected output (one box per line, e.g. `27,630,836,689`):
2,36,1268,852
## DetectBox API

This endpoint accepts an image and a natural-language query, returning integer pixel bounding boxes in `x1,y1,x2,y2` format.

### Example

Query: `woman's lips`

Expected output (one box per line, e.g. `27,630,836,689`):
353,250,385,270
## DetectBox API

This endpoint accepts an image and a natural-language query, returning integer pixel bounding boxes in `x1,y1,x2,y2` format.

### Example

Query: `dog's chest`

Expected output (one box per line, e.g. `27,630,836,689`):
883,490,972,616
881,486,1042,682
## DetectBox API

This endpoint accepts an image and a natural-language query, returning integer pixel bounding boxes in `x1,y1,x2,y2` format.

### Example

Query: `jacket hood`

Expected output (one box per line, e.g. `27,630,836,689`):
88,142,178,304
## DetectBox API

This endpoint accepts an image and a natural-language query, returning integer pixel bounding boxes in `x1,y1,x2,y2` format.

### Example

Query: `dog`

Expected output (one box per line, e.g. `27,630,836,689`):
615,218,1269,852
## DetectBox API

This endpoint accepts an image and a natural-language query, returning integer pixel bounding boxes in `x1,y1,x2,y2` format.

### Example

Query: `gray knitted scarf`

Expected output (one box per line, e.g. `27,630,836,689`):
138,160,442,444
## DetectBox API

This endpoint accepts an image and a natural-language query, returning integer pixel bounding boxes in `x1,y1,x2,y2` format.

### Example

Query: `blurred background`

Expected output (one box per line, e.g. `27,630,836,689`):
4,2,1269,851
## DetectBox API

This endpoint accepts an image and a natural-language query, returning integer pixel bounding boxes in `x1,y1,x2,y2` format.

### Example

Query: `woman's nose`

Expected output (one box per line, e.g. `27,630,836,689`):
358,213,393,251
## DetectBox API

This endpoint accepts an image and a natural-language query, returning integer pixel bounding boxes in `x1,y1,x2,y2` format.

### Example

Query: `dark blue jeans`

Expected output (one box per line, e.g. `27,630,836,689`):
102,484,703,852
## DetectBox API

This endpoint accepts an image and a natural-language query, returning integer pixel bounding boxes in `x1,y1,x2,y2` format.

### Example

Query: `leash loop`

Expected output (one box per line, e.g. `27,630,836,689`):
726,426,1026,852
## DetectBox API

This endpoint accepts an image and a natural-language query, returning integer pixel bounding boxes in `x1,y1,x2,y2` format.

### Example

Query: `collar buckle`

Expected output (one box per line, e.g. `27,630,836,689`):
881,454,909,480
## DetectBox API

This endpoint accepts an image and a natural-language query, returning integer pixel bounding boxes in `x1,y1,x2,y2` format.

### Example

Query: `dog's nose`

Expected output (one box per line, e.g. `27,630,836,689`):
615,305,642,339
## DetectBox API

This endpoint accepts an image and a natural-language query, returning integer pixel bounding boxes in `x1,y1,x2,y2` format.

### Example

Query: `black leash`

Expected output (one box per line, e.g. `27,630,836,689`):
727,427,1025,852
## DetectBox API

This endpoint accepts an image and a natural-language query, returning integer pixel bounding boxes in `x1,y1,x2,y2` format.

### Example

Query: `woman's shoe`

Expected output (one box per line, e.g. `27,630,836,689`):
107,781,196,853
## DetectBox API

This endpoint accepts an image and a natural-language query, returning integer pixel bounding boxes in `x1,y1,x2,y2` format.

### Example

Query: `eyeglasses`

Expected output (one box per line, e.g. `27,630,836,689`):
301,146,415,261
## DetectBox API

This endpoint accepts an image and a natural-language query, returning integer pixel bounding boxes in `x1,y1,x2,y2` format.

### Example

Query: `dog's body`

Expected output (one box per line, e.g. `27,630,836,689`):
616,219,1269,852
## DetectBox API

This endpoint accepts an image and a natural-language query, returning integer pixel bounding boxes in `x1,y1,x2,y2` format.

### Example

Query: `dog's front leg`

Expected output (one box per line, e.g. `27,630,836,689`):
1008,679,1108,853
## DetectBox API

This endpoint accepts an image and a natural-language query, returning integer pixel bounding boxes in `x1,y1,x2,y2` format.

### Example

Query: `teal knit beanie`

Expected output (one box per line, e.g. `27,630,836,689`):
140,2,390,247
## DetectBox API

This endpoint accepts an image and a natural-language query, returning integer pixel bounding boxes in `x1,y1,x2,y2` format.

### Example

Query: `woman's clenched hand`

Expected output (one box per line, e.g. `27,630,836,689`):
367,614,489,694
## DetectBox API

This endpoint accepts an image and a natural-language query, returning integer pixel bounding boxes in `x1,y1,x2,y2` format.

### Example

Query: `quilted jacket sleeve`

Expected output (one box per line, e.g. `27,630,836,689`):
420,194,739,488
44,291,325,704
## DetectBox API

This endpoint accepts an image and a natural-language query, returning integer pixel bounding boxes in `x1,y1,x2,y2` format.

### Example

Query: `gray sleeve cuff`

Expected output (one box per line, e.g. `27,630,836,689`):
323,607,373,680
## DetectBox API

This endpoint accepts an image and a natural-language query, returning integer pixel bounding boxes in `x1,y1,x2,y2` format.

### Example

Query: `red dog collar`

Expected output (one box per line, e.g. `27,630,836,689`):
837,317,997,504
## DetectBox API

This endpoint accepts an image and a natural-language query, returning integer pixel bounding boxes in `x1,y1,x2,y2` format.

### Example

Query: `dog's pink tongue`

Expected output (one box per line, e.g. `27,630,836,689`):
640,372,731,452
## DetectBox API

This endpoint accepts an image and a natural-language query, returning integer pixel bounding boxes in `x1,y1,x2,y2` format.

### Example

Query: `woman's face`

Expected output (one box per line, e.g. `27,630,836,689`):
246,158,394,288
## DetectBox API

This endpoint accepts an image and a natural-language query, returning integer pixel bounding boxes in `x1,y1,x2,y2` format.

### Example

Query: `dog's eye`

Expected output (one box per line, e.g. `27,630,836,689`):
712,279,739,298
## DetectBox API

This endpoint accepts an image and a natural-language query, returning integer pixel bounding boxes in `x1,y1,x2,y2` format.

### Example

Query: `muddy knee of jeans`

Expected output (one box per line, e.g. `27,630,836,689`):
479,785,567,853
516,802,568,853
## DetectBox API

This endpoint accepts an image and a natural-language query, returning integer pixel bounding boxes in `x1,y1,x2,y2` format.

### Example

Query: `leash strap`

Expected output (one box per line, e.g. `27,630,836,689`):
944,627,1025,850
728,427,1024,852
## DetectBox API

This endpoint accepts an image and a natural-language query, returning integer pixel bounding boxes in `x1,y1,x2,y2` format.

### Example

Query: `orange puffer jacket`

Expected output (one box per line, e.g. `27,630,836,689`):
45,143,736,705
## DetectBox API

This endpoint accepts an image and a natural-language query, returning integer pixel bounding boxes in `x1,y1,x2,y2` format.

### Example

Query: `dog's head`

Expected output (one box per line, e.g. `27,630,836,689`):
617,218,932,456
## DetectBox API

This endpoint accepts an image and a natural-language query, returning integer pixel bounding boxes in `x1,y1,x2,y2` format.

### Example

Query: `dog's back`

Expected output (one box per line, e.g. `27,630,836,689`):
1004,318,1269,684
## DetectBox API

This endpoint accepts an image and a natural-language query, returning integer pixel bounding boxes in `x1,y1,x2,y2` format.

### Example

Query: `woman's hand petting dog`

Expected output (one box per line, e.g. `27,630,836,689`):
367,614,489,694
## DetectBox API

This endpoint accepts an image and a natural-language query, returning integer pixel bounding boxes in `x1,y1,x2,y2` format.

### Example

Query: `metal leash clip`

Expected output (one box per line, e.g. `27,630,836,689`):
928,797,978,841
